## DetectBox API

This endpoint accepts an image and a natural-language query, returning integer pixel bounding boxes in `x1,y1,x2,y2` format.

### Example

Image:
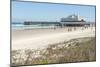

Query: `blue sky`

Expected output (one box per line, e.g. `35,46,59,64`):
12,1,95,22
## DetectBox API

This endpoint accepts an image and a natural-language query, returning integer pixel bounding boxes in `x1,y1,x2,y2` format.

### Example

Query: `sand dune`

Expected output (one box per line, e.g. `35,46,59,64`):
12,27,95,50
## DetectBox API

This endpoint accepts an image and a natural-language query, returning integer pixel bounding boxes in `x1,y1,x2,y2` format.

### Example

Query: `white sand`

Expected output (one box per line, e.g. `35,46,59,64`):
12,27,95,50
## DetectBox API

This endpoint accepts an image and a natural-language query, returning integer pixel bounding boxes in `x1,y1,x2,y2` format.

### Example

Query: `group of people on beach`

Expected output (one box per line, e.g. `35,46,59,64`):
53,25,95,32
66,26,94,32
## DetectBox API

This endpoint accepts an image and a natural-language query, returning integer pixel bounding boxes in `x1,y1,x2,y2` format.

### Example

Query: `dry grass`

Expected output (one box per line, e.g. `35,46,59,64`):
12,37,96,66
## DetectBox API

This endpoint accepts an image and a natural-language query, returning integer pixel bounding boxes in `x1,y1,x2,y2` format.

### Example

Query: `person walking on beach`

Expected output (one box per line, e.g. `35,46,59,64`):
74,27,76,31
68,27,70,32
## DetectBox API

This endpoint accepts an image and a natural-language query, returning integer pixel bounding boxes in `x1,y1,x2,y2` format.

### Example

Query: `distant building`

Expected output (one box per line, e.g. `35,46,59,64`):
61,14,85,22
60,14,87,26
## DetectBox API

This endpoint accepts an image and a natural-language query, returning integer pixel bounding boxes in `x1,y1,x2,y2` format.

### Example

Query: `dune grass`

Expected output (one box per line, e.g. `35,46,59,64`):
12,37,96,66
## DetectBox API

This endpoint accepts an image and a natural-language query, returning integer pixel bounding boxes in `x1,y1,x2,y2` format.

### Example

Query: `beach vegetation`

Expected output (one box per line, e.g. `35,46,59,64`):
12,37,96,66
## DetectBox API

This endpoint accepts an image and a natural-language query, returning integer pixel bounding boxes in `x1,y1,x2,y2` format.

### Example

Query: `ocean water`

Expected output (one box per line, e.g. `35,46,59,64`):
12,22,57,30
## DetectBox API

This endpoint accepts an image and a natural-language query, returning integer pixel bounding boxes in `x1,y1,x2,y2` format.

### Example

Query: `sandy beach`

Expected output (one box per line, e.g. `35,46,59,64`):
12,27,95,50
